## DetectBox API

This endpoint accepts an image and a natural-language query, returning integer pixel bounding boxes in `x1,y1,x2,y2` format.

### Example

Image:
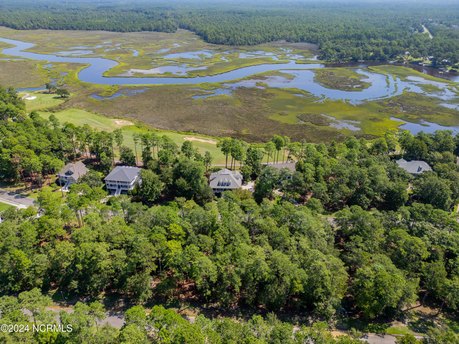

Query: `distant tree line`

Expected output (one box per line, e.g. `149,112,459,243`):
0,1,458,65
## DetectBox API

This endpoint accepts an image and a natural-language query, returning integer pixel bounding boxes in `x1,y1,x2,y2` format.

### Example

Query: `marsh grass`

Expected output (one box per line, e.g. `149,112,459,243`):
0,60,47,87
1,27,458,142
314,68,371,91
369,65,455,84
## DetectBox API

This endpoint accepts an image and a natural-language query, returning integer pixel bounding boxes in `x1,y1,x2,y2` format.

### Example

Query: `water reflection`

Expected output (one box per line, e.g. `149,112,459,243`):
192,69,458,105
121,64,207,76
90,88,147,100
1,35,458,110
391,117,459,135
164,50,213,59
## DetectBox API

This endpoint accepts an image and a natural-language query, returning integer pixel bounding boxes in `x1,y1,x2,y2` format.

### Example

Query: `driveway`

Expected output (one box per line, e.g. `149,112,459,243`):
363,333,424,344
362,334,397,344
0,190,35,209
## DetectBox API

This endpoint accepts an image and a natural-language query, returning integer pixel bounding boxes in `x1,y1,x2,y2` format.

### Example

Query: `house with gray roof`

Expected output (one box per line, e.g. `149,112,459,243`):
105,166,142,196
209,169,243,194
396,159,432,175
58,161,88,190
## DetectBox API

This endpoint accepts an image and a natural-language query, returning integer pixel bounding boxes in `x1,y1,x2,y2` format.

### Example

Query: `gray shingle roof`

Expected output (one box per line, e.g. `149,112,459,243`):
209,169,243,190
396,159,432,175
105,166,141,183
58,161,88,180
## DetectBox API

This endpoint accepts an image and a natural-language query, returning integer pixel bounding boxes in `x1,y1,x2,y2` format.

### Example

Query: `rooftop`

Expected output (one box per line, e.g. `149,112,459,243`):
105,166,142,182
396,159,432,175
58,161,88,180
209,169,243,190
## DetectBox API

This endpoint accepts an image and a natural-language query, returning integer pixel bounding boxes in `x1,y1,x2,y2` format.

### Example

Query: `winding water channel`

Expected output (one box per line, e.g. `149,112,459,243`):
1,36,458,107
0,37,326,85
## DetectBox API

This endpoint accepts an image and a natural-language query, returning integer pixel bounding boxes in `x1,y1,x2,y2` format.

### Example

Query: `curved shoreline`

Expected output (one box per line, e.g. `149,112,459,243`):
1,35,458,86
1,36,458,108
0,36,327,85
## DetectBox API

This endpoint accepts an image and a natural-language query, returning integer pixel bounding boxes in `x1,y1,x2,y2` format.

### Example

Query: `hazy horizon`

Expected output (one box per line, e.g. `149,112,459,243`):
5,0,459,4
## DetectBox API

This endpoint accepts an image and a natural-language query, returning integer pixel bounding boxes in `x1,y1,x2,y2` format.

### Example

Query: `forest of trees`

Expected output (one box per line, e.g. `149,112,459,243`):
1,85,459,342
0,0,458,65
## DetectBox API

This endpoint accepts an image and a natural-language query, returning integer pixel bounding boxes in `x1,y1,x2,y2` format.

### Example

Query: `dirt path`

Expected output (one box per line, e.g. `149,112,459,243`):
422,25,433,39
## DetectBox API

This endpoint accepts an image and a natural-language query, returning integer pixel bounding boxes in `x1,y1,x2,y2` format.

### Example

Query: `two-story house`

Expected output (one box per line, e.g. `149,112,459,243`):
105,166,142,196
57,161,89,191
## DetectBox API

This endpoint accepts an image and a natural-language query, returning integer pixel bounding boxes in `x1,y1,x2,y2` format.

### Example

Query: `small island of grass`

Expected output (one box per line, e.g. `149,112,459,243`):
314,68,371,91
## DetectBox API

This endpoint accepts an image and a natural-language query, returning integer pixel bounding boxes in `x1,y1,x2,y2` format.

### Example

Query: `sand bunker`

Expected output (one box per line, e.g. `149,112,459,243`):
22,93,37,100
184,136,217,145
115,119,133,126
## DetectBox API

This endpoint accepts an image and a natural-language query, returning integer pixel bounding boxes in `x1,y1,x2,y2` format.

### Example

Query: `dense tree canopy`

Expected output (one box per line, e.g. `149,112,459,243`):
0,1,458,65
1,86,459,340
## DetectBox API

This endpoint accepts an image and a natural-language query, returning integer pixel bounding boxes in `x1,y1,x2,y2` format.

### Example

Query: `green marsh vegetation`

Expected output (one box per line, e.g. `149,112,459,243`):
10,58,459,143
314,68,371,91
369,65,458,84
0,27,313,79
20,77,459,143
0,60,47,88
0,25,457,143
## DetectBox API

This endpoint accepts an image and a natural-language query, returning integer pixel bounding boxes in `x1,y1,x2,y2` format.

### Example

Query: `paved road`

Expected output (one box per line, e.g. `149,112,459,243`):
43,305,429,341
46,305,125,329
363,333,424,344
362,334,397,344
0,190,35,209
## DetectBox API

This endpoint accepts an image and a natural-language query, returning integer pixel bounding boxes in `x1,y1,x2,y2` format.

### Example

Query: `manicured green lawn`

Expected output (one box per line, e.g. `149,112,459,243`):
0,202,13,212
40,108,123,131
385,326,416,336
39,108,227,165
22,92,65,112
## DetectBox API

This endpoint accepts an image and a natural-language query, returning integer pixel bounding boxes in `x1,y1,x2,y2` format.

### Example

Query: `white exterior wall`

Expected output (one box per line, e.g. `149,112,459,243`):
105,177,139,193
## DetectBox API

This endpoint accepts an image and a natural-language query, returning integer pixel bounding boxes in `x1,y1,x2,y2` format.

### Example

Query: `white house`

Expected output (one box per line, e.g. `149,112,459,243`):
105,166,142,196
57,161,89,191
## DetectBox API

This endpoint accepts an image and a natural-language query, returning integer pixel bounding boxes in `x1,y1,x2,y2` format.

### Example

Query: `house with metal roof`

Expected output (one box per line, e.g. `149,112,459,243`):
396,159,432,175
105,166,142,196
209,169,243,194
57,161,89,191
